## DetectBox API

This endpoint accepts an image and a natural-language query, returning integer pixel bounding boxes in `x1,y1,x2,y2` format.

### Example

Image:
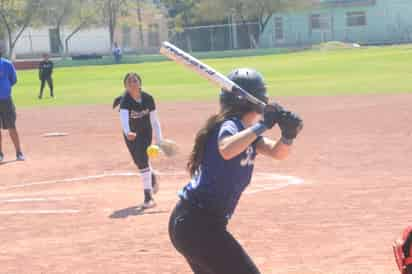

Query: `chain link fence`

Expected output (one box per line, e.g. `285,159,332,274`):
169,22,260,52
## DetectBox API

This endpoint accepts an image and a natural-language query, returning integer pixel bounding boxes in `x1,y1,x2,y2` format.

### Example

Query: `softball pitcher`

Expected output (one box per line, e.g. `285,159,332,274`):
113,72,163,209
168,68,303,274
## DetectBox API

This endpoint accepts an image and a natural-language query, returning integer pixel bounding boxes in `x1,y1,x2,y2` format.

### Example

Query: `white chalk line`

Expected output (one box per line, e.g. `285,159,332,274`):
0,171,304,193
0,209,80,215
0,172,138,191
0,196,79,215
0,171,304,215
0,196,75,203
0,170,186,191
245,174,304,194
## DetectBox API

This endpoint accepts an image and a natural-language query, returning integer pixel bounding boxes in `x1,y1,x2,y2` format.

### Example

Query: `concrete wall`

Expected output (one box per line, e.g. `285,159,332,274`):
13,2,169,56
13,27,111,56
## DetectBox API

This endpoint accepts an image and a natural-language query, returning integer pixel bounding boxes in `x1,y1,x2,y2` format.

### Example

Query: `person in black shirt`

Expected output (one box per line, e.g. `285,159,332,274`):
114,72,163,208
38,53,54,99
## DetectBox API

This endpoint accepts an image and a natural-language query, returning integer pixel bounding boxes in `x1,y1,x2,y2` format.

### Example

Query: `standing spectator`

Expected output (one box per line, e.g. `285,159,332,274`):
0,42,25,162
38,53,54,99
113,42,122,64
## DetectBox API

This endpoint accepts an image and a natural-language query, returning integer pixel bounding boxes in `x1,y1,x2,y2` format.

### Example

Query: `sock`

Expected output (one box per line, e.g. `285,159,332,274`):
140,168,153,201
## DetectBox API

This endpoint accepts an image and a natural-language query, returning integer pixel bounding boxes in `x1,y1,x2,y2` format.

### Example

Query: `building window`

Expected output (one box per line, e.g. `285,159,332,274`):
346,11,366,27
310,14,330,30
274,17,283,40
148,24,160,47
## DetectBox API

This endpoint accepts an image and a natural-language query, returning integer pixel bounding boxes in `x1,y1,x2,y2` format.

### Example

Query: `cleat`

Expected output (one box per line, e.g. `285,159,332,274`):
16,152,25,161
142,199,156,209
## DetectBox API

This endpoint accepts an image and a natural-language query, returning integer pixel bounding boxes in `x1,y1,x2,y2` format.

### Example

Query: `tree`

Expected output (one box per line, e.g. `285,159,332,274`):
197,0,310,48
38,0,101,56
39,0,73,54
161,0,199,51
161,0,311,50
0,0,42,58
100,0,131,46
64,0,100,56
243,0,310,36
117,0,148,50
122,0,164,51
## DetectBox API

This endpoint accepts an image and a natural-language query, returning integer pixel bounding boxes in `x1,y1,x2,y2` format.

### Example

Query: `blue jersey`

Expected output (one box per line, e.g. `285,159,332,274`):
180,117,261,219
0,58,17,100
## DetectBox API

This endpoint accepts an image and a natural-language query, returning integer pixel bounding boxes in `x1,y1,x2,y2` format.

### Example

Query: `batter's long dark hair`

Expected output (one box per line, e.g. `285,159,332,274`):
187,104,253,176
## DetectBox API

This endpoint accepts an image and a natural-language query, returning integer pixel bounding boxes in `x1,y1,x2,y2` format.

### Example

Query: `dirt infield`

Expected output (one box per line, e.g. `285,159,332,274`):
1,94,411,274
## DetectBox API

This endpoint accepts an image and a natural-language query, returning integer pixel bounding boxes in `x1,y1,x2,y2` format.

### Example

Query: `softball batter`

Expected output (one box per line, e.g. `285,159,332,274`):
168,68,303,273
114,72,163,208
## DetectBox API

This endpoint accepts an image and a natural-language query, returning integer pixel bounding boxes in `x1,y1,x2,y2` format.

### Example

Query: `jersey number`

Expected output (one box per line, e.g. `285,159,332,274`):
240,146,254,167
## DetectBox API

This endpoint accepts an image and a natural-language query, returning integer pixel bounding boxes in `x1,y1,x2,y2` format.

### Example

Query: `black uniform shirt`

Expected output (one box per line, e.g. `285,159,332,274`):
39,60,53,79
119,91,155,137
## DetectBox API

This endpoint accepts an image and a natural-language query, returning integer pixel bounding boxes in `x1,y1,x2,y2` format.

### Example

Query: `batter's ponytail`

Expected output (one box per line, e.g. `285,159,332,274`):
187,106,246,176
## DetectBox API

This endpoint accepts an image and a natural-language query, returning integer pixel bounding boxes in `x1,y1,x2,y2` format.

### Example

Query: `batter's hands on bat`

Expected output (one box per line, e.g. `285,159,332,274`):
278,111,303,140
262,103,284,129
127,132,137,141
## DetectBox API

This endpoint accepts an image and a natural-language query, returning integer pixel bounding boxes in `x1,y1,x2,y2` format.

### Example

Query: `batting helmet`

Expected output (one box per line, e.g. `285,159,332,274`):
220,68,268,113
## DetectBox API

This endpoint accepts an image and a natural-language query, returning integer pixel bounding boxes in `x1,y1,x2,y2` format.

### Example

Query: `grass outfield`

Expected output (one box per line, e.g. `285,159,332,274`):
13,45,412,108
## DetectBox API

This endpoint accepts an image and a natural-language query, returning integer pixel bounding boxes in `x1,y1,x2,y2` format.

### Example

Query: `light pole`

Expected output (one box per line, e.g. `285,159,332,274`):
230,8,238,49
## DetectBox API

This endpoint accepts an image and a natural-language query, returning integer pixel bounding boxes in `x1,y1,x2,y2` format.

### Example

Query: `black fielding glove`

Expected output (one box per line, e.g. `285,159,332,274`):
278,111,303,143
262,103,284,129
112,95,122,109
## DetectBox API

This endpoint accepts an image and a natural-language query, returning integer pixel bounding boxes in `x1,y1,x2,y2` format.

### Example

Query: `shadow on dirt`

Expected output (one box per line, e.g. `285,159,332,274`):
109,205,168,219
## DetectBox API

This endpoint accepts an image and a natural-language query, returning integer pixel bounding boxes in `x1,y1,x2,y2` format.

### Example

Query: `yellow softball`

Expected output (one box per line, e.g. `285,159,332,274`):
147,145,160,158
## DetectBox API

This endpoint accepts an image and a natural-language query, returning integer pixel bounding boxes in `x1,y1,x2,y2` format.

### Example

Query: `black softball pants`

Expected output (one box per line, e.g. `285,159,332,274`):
124,134,151,170
39,77,54,98
168,199,260,274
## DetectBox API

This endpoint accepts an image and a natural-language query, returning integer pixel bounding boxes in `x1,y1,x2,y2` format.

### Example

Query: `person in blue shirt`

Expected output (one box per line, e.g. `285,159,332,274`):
112,42,122,64
0,43,24,162
168,68,303,274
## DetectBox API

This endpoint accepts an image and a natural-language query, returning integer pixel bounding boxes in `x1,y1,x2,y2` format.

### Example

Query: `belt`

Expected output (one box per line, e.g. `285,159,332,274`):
178,198,229,226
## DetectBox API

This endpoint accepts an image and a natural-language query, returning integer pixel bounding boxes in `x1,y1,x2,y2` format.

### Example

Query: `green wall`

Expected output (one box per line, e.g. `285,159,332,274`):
260,0,412,47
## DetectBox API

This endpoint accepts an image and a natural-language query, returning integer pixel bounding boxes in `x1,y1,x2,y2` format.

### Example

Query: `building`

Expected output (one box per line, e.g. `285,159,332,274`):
11,1,168,58
259,0,412,48
14,27,111,57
